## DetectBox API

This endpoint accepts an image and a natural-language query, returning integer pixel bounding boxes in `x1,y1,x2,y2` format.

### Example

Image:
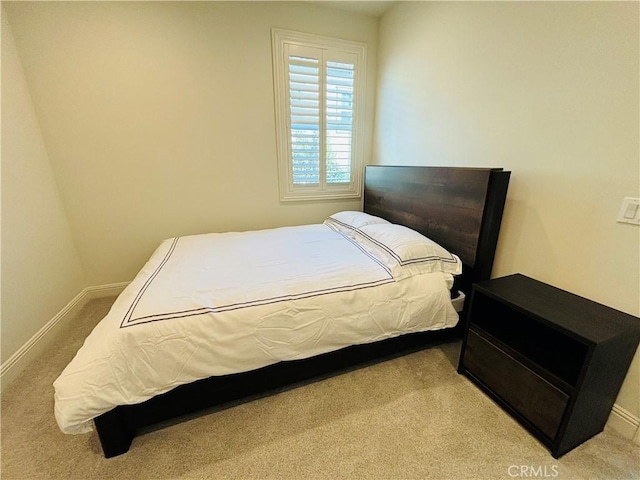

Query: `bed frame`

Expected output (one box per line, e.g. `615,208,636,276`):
93,165,510,457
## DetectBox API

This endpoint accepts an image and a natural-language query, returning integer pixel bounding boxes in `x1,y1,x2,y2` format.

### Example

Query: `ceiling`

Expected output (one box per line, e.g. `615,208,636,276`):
313,1,397,18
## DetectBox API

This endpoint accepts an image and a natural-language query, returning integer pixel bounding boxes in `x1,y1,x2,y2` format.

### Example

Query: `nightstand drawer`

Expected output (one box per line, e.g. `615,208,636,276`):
463,329,569,440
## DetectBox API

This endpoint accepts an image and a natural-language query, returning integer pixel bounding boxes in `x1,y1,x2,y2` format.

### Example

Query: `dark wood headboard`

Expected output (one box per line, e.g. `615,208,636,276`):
363,166,510,295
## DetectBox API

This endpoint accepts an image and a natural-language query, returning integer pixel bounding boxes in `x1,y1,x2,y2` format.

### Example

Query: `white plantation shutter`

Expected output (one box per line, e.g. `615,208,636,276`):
288,52,321,185
325,60,354,184
273,30,366,201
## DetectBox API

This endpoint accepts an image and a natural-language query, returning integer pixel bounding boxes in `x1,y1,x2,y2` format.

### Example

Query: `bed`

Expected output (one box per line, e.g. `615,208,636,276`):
54,165,510,457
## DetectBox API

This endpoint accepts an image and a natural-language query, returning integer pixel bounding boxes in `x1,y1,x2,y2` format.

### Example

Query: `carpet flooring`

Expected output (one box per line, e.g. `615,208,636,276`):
1,296,638,479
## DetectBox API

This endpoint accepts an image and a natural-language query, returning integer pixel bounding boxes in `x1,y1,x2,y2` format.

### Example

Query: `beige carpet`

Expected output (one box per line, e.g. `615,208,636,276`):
1,296,639,480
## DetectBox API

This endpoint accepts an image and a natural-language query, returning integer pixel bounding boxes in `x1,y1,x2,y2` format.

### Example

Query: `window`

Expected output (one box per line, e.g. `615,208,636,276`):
272,29,367,201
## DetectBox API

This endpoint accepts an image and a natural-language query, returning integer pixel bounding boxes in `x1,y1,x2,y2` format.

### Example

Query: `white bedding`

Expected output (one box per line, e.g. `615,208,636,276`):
54,222,460,435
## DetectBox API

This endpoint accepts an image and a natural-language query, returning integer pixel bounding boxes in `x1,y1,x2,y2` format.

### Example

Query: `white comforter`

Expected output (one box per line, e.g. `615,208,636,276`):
54,224,459,435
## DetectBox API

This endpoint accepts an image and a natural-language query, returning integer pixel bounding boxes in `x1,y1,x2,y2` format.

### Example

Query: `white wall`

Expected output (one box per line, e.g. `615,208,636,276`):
375,1,639,435
1,10,87,365
4,1,378,285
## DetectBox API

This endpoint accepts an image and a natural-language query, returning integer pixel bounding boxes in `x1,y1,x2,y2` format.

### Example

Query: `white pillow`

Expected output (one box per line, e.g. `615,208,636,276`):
354,223,462,278
323,211,390,234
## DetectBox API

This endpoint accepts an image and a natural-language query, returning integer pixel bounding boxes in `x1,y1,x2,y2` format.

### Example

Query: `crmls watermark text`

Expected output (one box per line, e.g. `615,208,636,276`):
507,465,559,478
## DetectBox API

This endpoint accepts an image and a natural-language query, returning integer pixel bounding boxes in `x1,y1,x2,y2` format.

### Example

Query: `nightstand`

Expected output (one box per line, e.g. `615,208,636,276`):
458,274,640,458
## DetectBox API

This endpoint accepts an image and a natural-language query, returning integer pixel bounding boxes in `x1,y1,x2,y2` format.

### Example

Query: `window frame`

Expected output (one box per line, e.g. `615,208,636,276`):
272,29,367,202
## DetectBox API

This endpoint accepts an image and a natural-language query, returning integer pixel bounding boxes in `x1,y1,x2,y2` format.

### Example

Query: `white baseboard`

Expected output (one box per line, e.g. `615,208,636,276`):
84,282,129,299
0,282,129,391
607,403,640,444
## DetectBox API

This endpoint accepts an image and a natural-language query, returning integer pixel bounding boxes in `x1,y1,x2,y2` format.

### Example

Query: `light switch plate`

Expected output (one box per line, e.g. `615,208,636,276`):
617,197,640,225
